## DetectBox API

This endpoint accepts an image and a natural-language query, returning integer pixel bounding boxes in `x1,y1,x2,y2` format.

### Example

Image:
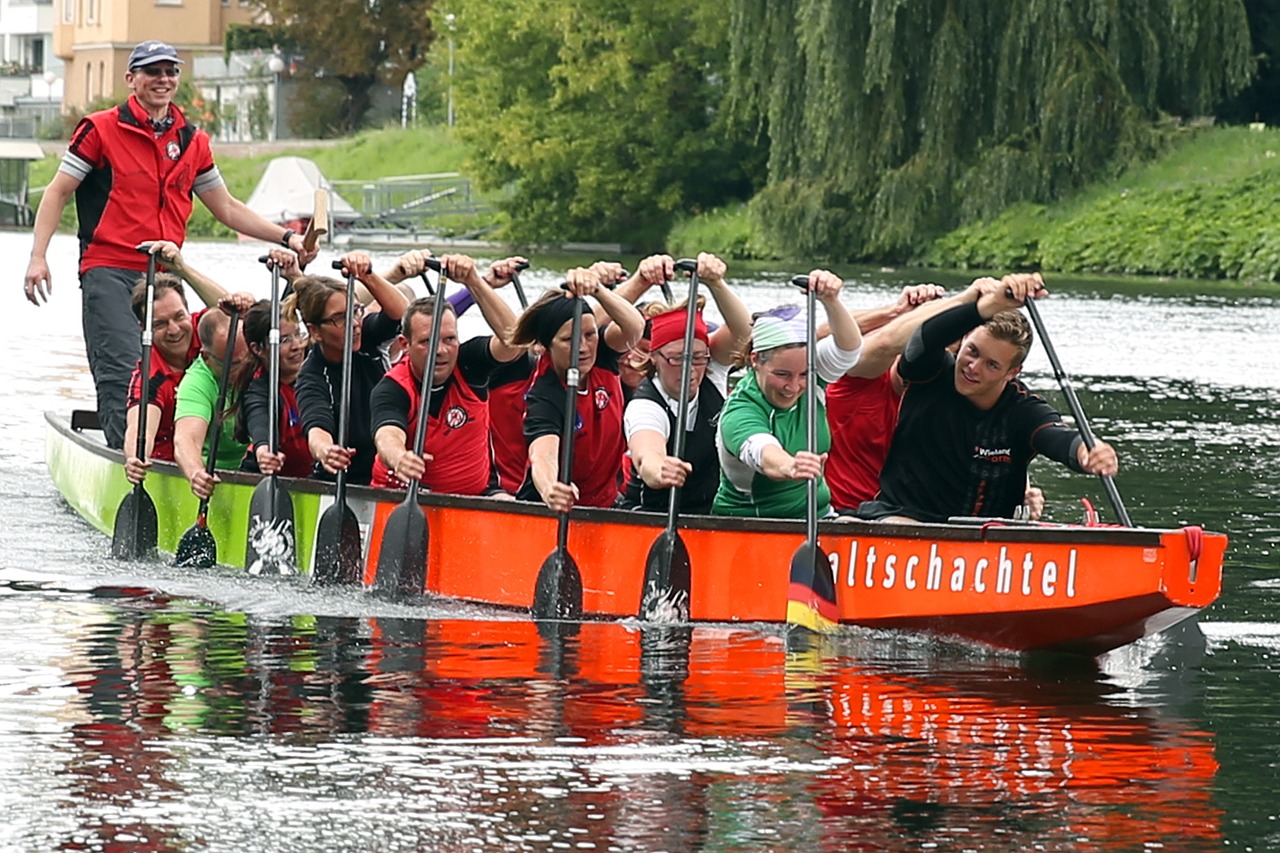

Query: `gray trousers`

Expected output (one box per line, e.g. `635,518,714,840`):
81,266,144,450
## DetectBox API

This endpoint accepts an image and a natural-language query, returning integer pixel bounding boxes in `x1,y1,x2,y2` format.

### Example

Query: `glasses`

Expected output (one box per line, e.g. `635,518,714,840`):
654,351,712,367
320,303,365,327
137,65,181,78
280,329,309,346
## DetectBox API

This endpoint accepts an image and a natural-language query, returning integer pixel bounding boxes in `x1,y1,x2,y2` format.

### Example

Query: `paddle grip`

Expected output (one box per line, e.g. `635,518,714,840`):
515,261,530,272
135,242,155,256
673,258,697,274
790,274,810,289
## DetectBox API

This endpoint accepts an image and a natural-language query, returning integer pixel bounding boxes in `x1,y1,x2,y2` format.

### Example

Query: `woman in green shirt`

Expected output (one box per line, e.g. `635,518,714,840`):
712,270,863,518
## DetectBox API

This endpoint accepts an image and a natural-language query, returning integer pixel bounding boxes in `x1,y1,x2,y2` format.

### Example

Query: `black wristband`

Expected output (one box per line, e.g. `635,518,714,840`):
280,229,298,247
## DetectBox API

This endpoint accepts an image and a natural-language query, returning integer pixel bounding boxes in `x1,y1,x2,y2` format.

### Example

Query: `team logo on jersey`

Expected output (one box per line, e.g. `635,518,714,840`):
593,387,610,410
166,141,181,160
444,405,468,430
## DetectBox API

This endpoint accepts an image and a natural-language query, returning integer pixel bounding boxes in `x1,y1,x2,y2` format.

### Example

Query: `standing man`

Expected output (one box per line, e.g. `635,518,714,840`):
21,40,317,449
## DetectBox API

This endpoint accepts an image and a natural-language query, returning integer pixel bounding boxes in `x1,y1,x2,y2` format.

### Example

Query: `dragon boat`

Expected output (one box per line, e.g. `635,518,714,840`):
45,410,1226,657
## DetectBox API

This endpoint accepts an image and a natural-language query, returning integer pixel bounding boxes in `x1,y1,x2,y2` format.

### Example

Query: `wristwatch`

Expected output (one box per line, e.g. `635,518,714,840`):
280,229,299,247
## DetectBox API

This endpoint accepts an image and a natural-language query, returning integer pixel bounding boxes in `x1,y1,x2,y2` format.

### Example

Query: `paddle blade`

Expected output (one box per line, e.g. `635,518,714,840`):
172,521,216,569
639,530,691,622
110,487,157,561
372,501,429,599
787,541,839,633
246,478,297,576
312,502,363,586
531,548,583,621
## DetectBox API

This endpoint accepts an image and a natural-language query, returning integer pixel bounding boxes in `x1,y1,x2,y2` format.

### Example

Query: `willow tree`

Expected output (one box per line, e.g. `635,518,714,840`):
730,0,1254,260
447,0,761,246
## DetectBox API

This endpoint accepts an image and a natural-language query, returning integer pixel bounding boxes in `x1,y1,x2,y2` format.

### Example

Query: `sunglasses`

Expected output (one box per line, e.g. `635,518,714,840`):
136,65,181,78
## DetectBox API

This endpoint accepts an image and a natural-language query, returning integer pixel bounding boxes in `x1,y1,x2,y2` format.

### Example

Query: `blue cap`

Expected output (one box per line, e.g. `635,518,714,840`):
128,41,183,70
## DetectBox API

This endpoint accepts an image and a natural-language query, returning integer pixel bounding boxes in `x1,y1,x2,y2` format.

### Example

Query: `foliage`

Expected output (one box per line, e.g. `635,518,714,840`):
448,0,765,249
728,0,1255,262
224,23,285,57
925,127,1280,281
667,202,783,261
248,0,435,133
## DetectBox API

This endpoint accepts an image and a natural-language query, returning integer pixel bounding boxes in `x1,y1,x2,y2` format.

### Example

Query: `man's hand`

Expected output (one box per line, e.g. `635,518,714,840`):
1078,441,1119,477
392,450,428,483
486,256,529,288
24,256,52,306
124,456,151,485
189,469,219,500
263,248,303,283
388,249,435,283
544,480,579,514
218,291,257,315
895,283,946,313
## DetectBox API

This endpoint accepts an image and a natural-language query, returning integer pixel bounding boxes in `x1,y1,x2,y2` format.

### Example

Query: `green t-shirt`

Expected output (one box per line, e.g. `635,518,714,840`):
713,370,831,518
174,355,247,470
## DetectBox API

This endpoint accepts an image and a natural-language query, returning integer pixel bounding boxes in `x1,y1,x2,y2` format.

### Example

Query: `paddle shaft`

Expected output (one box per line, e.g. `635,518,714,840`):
404,264,449,504
510,265,529,310
804,280,819,546
333,261,359,505
1023,298,1133,527
267,264,281,456
134,248,156,473
663,259,700,533
555,298,585,550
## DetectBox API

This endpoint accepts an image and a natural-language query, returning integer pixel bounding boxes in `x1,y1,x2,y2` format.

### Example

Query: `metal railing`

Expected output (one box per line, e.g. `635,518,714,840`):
329,173,493,228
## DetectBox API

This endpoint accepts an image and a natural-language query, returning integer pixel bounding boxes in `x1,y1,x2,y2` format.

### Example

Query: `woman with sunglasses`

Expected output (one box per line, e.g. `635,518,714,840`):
229,289,313,478
619,253,753,515
293,251,412,485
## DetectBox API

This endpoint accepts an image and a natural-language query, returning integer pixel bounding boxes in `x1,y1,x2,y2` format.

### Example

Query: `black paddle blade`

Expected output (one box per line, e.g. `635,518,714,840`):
172,522,216,569
246,478,297,576
531,549,583,621
639,530,691,622
372,502,428,599
312,503,363,586
110,487,158,561
786,541,839,633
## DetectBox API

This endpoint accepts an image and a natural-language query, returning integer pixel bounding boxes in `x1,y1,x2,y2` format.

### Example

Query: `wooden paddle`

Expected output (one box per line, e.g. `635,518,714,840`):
372,258,448,599
303,188,328,252
638,257,699,621
785,273,839,632
110,244,160,560
1023,297,1134,527
172,308,241,568
531,293,586,621
312,260,364,586
245,257,297,575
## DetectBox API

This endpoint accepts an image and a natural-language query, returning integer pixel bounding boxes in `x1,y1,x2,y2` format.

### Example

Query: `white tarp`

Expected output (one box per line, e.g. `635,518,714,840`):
244,156,360,223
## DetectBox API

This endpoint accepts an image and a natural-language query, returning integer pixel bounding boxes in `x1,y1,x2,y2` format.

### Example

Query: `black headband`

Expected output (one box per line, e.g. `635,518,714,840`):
534,294,589,348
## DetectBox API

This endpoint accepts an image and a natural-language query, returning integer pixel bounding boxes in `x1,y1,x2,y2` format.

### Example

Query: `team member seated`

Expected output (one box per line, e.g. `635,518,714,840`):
293,252,411,486
173,308,251,499
512,266,645,512
620,253,753,515
856,273,1118,523
227,289,314,479
712,270,862,519
370,255,527,495
122,242,255,484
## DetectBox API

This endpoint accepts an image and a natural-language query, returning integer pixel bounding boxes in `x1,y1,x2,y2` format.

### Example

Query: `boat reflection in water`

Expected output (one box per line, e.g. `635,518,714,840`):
59,596,1220,851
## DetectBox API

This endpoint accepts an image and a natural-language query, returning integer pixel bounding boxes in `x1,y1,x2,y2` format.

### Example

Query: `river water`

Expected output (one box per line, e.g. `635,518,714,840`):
1,233,1277,852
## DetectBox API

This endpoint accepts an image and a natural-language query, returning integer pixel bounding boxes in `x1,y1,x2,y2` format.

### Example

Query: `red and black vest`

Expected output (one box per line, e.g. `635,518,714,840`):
70,96,213,273
371,359,491,495
621,375,724,515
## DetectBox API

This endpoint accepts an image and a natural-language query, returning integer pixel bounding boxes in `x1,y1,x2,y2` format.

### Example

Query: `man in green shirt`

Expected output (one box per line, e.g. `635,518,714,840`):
713,270,862,518
174,308,249,499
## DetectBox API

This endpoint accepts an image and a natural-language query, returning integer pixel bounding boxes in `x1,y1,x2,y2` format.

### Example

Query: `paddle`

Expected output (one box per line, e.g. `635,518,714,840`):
510,260,530,309
372,257,448,599
638,257,699,621
785,273,839,632
110,244,160,560
1023,297,1134,527
245,256,297,576
531,293,586,621
303,188,328,252
173,308,241,568
312,260,364,586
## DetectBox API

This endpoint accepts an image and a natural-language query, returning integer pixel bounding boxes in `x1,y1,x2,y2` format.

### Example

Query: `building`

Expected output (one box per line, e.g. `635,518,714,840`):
0,0,62,135
52,0,257,113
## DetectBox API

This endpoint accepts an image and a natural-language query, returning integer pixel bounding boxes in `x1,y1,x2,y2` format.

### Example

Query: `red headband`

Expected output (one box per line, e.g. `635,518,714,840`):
648,309,708,352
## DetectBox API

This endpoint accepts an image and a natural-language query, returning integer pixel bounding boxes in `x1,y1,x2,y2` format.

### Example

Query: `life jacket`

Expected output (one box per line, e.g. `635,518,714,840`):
622,375,724,514
370,359,491,495
70,96,212,273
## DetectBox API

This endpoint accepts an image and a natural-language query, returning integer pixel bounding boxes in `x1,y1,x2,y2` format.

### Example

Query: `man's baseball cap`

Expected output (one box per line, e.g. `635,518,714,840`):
128,41,183,70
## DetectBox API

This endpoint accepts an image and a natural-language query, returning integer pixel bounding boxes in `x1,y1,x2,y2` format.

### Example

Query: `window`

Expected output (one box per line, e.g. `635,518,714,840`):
62,0,74,24
86,0,97,23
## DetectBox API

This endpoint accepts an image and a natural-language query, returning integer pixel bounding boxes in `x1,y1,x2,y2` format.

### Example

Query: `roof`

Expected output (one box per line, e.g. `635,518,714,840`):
244,156,360,223
0,141,45,161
